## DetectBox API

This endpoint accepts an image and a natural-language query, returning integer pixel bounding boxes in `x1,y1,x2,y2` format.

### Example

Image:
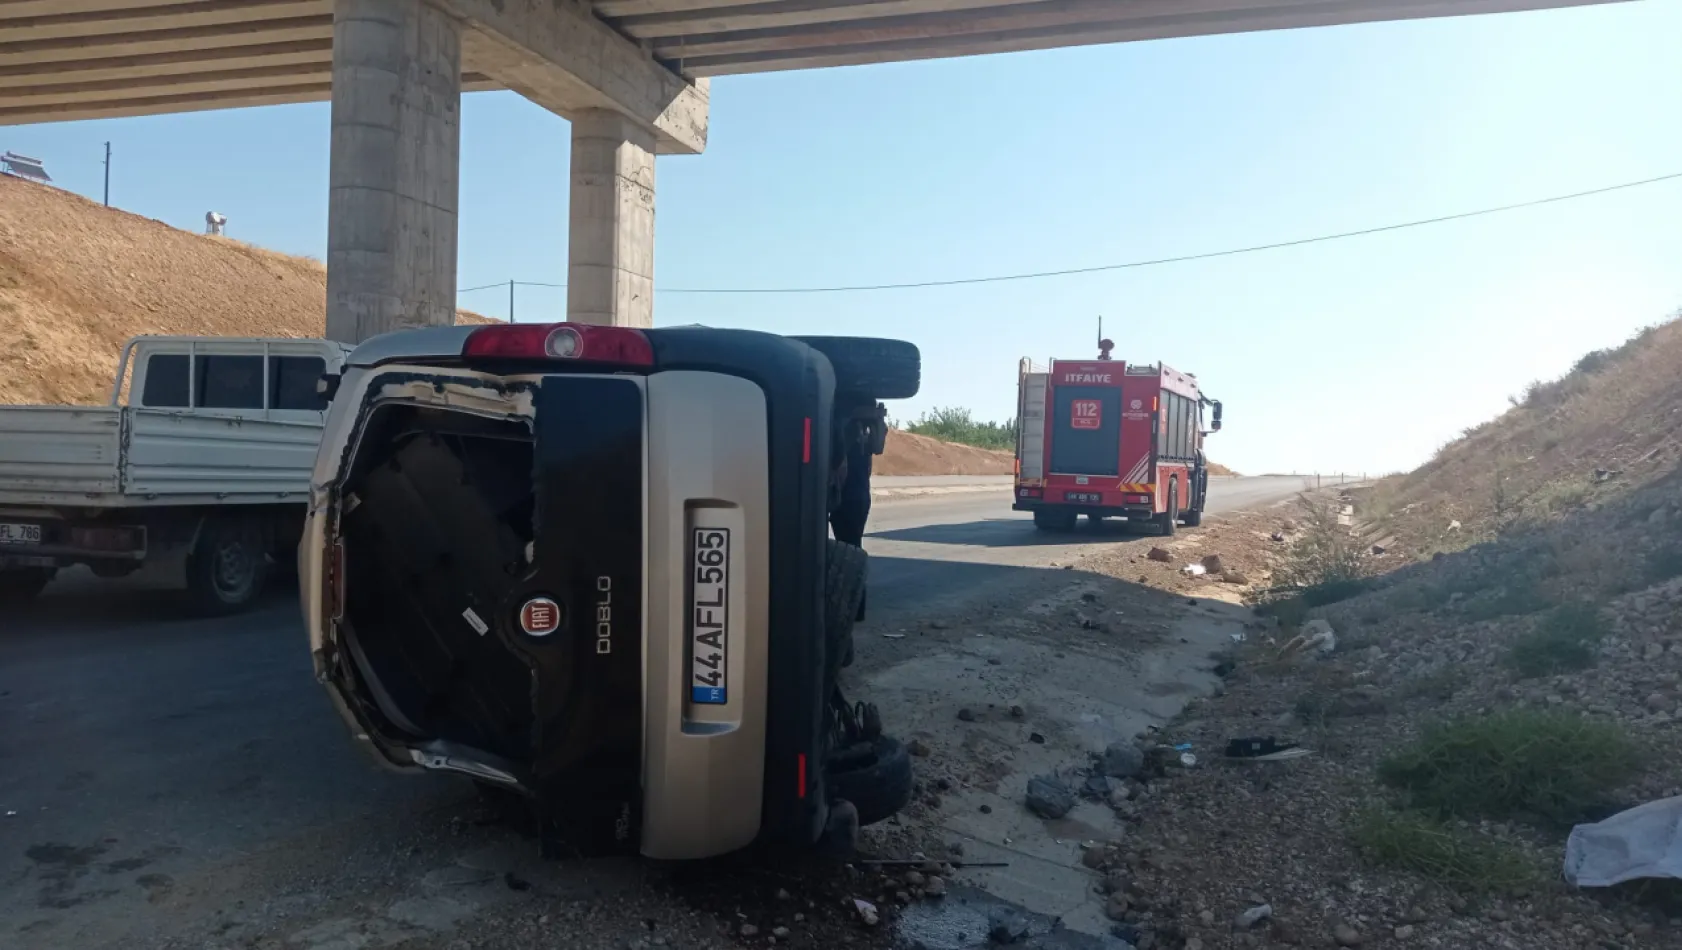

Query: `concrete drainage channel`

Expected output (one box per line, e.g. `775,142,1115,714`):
853,574,1253,950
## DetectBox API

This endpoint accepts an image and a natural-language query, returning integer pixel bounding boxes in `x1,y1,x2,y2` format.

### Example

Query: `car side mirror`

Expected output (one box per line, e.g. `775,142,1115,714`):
317,373,342,402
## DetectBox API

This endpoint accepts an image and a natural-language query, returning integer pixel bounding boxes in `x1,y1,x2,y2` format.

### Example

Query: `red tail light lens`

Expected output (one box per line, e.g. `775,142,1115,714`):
462,323,653,367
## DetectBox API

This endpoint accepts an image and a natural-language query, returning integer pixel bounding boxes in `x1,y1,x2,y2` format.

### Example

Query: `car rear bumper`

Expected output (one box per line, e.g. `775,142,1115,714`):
1013,501,1157,519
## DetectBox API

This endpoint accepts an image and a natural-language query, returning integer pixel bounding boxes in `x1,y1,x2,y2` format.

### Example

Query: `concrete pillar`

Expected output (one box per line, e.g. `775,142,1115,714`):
325,0,461,344
567,110,657,328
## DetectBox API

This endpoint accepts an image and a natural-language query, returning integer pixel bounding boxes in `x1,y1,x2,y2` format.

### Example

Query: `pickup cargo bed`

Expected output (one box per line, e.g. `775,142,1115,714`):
0,405,321,506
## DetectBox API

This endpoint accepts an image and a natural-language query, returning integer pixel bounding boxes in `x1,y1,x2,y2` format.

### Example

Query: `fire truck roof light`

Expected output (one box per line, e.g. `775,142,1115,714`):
462,323,654,366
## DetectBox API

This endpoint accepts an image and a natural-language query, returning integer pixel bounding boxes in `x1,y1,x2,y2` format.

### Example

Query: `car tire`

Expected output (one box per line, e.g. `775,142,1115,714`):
186,517,270,616
793,337,920,400
0,567,54,605
826,539,868,674
826,735,914,828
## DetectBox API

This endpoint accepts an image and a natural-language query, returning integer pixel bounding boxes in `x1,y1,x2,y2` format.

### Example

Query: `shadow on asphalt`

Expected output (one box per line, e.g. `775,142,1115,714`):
868,516,1168,548
6,574,302,637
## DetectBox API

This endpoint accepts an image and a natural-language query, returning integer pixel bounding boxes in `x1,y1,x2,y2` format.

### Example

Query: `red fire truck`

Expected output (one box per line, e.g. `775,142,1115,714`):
1013,341,1222,534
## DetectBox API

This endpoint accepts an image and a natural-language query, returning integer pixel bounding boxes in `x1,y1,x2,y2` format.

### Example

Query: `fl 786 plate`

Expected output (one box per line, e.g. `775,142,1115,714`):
689,527,730,705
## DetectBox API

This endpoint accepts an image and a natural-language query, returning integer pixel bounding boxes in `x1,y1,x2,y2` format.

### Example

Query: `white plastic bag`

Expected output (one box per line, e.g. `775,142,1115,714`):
1564,796,1682,887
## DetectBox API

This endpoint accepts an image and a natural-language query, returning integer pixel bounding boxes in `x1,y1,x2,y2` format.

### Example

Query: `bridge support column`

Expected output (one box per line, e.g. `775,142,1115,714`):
567,110,656,328
326,0,461,344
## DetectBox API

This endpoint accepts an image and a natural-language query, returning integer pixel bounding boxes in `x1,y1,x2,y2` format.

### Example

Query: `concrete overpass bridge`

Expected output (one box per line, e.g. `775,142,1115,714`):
0,0,1621,341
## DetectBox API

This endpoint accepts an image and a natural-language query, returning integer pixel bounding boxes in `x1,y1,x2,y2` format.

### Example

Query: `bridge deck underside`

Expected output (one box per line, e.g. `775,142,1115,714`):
0,0,1616,126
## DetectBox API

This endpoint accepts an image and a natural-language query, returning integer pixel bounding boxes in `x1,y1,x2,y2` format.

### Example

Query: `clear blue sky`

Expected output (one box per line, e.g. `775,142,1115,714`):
8,2,1680,475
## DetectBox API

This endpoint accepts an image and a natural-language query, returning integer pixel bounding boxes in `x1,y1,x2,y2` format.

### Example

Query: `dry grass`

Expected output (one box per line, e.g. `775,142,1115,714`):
0,176,491,406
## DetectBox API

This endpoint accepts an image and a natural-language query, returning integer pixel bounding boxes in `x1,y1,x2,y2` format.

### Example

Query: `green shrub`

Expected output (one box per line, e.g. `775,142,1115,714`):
1643,543,1682,586
1506,603,1608,678
1377,709,1640,827
905,407,1016,451
1351,808,1536,893
1461,581,1553,622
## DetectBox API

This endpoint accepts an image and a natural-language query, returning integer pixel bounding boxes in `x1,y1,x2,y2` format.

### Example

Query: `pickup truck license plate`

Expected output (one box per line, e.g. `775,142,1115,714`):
689,526,730,705
0,522,42,546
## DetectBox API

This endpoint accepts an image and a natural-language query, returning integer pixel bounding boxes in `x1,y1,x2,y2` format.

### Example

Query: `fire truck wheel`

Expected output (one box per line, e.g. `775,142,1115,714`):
1157,482,1179,537
1181,508,1203,528
1033,510,1078,532
793,337,921,400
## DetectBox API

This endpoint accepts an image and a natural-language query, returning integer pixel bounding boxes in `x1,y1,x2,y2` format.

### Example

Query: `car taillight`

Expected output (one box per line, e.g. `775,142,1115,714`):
461,323,654,367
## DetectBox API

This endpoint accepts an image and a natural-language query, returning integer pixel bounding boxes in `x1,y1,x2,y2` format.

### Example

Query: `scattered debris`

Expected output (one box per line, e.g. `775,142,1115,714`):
1148,547,1173,562
957,708,977,723
1200,554,1226,573
1081,773,1114,800
906,738,932,757
1101,741,1145,779
1565,795,1682,886
852,899,879,927
1235,904,1273,929
987,906,1030,944
1181,563,1207,576
1024,775,1076,819
1282,618,1337,655
882,633,906,639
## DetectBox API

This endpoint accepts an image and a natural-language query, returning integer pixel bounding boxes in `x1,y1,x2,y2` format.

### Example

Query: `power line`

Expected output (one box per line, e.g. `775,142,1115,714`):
457,170,1682,297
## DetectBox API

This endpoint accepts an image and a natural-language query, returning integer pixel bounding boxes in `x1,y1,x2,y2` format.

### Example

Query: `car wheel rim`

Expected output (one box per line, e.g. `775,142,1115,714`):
213,540,254,598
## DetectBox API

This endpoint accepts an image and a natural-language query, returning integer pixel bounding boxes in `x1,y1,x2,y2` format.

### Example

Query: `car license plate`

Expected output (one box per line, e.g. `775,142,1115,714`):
0,522,42,546
689,526,730,705
1065,492,1101,504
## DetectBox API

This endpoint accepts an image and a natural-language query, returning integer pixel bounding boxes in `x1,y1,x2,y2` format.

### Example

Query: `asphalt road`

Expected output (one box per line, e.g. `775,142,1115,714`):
0,474,1309,948
864,475,1309,612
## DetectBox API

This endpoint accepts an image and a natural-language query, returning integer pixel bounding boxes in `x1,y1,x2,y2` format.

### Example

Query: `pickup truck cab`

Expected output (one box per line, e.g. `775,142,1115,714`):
0,335,352,613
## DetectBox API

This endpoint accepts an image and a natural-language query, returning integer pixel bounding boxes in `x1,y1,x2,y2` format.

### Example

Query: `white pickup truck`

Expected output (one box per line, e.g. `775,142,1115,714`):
0,335,351,613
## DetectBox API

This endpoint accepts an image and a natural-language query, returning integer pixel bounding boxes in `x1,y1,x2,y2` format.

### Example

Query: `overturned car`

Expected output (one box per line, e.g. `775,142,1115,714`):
300,323,917,859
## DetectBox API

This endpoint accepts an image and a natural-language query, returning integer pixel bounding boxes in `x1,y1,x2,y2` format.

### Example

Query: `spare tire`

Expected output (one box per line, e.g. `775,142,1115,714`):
794,337,920,400
826,735,913,827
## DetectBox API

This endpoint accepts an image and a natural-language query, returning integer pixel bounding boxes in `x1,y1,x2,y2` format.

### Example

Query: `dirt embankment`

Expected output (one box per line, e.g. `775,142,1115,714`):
0,177,1012,478
0,175,490,407
1370,312,1682,550
876,429,1014,477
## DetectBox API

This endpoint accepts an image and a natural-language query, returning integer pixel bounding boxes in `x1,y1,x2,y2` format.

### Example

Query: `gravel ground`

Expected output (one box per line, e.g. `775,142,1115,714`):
1046,497,1682,950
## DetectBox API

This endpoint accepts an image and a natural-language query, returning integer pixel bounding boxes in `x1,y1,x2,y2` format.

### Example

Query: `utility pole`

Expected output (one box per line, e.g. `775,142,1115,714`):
102,142,111,206
509,280,515,322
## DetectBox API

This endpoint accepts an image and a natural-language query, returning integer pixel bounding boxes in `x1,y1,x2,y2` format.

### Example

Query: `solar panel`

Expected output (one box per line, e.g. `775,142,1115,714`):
1,152,51,183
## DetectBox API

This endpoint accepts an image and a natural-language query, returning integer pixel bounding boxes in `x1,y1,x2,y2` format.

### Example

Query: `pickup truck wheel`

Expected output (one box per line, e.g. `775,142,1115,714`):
0,567,54,604
826,735,913,828
186,519,270,616
792,337,921,400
